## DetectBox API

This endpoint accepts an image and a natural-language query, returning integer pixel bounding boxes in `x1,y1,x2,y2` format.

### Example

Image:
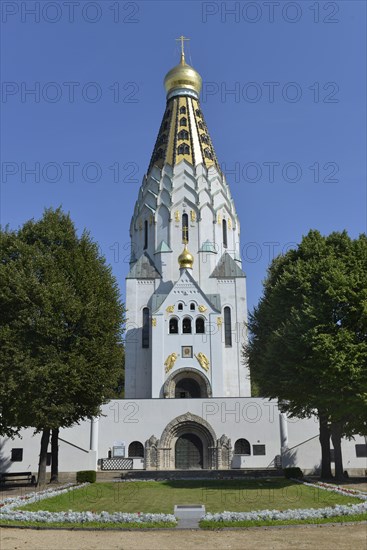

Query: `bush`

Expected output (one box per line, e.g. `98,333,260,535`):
283,467,304,479
76,470,96,483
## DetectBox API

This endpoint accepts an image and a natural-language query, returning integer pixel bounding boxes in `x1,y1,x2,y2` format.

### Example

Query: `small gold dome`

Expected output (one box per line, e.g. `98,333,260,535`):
164,53,202,96
178,244,194,269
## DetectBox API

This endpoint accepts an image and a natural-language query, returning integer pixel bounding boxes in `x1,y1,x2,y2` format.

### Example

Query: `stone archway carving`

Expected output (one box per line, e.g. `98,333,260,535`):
156,412,218,470
145,415,232,471
163,367,212,398
217,434,232,470
145,435,159,470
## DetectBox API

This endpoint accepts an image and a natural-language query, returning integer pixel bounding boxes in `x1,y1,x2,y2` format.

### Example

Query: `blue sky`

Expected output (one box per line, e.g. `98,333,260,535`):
1,0,366,312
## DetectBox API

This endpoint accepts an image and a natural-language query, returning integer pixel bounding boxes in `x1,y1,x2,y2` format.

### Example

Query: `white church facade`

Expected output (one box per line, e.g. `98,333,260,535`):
1,46,366,476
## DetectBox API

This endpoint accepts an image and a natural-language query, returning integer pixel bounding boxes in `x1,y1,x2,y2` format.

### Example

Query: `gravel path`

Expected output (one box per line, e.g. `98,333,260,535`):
1,523,367,550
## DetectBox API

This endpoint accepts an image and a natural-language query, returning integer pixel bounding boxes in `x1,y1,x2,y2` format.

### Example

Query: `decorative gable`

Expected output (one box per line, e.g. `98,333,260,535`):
210,253,246,279
154,269,220,313
126,252,161,279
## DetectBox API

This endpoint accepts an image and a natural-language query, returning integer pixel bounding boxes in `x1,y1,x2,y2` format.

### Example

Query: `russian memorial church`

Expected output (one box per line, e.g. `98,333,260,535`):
1,48,365,475
125,47,249,401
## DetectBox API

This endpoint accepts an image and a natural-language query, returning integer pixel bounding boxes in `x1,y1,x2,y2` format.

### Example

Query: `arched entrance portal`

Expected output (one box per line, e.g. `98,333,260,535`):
175,378,201,398
163,368,212,398
145,413,232,470
157,412,217,469
175,433,203,469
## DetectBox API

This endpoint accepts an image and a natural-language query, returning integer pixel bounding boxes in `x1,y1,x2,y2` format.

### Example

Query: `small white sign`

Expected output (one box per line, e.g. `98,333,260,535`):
113,440,126,447
113,446,125,457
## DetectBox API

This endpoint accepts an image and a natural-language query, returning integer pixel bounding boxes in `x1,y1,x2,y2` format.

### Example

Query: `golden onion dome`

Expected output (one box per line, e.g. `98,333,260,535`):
178,244,194,270
164,52,202,97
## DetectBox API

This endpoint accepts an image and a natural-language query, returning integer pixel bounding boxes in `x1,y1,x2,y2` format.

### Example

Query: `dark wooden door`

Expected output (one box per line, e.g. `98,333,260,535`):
175,433,203,469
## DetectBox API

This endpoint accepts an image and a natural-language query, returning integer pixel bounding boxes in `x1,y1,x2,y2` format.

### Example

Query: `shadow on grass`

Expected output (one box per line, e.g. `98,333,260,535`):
160,479,294,490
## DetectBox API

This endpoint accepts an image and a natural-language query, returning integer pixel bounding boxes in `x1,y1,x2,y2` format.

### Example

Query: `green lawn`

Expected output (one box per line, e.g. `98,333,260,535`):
0,520,175,529
200,513,367,529
20,479,361,514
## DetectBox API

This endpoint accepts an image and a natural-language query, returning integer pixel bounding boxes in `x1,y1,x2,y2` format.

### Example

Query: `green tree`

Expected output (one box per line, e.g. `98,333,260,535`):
0,208,125,485
245,230,367,480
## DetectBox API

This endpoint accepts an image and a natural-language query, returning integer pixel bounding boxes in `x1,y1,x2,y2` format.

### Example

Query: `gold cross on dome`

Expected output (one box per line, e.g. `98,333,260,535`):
182,225,188,244
176,35,190,58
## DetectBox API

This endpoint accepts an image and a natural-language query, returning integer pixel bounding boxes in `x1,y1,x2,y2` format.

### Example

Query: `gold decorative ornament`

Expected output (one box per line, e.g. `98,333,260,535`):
138,220,143,231
164,352,178,374
217,317,223,327
152,317,157,327
164,36,202,97
150,214,154,226
175,211,180,222
198,305,207,313
217,213,222,225
182,226,189,244
190,210,196,222
166,305,175,313
195,352,210,372
228,218,232,230
178,244,194,270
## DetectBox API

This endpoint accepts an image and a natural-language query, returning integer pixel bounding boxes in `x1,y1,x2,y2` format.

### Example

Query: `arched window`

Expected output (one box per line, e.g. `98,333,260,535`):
179,106,186,114
178,129,189,140
182,317,192,334
128,441,144,458
204,148,213,160
169,318,179,334
190,303,195,311
144,220,148,250
142,308,149,348
224,306,232,347
201,134,209,144
182,213,189,243
177,143,190,155
178,303,183,311
196,318,205,334
180,117,187,127
234,439,251,455
222,219,227,248
198,121,204,130
195,109,202,117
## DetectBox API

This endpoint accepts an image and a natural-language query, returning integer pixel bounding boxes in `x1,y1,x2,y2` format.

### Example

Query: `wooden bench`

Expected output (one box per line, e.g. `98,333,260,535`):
0,471,36,486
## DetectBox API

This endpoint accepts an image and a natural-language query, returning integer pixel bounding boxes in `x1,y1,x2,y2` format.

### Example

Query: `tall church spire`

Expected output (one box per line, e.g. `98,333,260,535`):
148,42,220,173
130,42,242,290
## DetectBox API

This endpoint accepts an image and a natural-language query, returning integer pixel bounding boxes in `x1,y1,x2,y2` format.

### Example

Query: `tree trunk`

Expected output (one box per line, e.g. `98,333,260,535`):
331,421,344,481
319,414,333,479
50,428,59,483
37,428,50,487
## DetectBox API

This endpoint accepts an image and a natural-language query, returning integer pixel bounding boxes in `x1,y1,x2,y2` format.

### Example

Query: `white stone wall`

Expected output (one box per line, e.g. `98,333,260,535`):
0,425,96,475
217,277,249,396
2,400,365,474
284,415,367,475
125,278,157,398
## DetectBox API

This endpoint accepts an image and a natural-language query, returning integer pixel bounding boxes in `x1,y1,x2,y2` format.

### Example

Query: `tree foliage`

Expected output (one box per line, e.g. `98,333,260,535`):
0,208,125,477
245,230,367,477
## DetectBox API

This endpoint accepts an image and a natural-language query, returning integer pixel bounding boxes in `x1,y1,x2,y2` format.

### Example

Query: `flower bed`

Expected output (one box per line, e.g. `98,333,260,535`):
301,479,367,500
203,479,367,523
204,501,367,523
0,483,176,525
0,483,87,511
